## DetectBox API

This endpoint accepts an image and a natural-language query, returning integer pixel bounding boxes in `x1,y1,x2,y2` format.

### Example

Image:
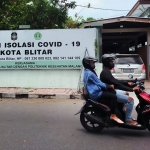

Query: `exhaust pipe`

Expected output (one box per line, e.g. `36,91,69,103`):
84,113,104,126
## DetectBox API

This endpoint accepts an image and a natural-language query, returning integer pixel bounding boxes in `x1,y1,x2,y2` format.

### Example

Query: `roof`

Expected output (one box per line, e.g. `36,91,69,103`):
127,0,150,17
83,16,150,28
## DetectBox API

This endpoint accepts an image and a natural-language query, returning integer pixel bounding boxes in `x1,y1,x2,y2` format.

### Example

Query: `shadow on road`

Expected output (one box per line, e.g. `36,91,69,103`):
77,128,150,139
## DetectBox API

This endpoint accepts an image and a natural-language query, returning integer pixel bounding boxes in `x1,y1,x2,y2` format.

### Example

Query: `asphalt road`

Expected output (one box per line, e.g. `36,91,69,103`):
0,98,150,150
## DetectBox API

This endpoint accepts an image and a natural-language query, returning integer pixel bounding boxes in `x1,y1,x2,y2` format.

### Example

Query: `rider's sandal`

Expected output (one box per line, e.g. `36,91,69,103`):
110,116,124,124
132,118,137,121
123,109,137,121
126,120,141,126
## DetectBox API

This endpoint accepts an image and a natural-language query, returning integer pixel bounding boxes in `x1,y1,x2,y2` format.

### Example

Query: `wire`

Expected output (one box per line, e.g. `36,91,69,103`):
75,4,144,12
60,1,145,12
77,7,85,15
75,4,131,11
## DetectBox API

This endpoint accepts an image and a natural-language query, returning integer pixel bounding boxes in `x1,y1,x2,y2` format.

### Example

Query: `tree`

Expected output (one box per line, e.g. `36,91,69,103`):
85,17,96,22
65,15,97,28
65,2,97,28
65,13,85,28
0,0,76,30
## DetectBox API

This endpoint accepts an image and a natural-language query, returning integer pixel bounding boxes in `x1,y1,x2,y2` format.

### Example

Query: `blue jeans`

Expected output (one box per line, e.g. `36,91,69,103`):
115,90,133,122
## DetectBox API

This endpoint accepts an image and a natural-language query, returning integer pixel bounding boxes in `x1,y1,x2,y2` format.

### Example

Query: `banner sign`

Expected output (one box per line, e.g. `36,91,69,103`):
0,29,96,69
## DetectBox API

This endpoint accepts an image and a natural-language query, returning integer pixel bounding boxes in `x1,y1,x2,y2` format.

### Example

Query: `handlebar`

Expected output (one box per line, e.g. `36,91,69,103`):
131,78,145,91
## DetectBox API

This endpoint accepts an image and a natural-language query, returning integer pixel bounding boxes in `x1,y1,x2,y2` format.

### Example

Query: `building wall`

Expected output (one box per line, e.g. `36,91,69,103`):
0,63,103,89
0,70,80,89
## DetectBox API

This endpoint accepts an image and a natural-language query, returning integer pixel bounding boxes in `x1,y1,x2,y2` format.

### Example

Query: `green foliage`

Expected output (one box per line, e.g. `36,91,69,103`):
94,39,98,57
64,2,96,29
0,0,76,30
86,17,96,21
65,14,97,29
65,13,85,28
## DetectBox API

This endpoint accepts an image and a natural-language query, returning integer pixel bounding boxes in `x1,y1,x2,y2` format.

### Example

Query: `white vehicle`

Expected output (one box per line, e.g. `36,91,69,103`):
111,54,146,81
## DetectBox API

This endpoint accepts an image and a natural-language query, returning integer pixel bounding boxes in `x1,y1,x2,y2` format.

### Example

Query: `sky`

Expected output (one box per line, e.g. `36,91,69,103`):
68,0,138,19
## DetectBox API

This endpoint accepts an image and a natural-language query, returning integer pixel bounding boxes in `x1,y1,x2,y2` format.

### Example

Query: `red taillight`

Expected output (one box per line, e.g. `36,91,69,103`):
142,64,145,70
111,68,115,73
142,64,146,73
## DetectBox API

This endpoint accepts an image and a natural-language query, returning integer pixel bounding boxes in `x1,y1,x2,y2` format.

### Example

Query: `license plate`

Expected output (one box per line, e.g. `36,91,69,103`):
123,69,134,73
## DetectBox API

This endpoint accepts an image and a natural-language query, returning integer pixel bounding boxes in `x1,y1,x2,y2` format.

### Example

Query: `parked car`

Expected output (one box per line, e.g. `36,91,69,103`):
111,54,146,81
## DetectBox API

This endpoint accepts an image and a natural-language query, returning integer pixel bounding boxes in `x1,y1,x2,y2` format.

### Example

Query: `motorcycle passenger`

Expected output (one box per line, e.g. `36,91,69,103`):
82,56,124,124
100,54,140,125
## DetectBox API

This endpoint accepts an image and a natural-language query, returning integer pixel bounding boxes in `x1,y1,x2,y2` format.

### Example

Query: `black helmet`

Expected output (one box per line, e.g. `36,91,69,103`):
82,56,98,69
101,54,116,69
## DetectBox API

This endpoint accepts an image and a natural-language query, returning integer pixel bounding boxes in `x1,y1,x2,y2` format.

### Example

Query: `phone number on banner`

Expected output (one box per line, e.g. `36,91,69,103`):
23,56,81,60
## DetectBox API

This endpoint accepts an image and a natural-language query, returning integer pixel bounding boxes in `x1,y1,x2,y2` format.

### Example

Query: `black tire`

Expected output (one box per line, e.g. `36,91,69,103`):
80,107,104,133
146,114,150,131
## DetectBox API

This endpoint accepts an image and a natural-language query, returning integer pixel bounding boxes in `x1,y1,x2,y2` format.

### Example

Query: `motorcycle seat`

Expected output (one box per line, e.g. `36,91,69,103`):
88,99,110,112
81,94,110,112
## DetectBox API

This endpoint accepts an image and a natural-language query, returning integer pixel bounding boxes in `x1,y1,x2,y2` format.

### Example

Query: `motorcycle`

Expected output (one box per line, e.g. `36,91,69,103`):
75,77,150,132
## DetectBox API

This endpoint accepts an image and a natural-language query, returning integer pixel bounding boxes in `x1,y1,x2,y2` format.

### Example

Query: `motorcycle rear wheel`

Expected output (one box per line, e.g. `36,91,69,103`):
80,107,104,133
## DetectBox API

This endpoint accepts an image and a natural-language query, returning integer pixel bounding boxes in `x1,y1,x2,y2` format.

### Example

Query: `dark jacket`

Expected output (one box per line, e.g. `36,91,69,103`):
100,69,133,92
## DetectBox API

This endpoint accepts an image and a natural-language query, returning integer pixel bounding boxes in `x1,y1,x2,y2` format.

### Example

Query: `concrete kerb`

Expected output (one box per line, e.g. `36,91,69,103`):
1,80,150,100
0,92,81,99
0,87,82,99
2,93,16,98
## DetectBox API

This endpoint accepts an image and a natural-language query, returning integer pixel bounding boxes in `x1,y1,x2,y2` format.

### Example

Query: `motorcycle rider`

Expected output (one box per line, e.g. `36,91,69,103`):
100,54,140,125
82,56,124,124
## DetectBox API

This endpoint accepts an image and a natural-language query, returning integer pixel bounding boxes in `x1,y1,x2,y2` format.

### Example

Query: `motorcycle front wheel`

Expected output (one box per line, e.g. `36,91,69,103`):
80,107,104,133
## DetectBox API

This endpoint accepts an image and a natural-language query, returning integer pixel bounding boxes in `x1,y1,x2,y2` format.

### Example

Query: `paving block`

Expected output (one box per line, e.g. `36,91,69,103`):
70,94,82,99
38,94,56,99
74,94,82,99
55,94,70,99
2,93,16,98
28,94,39,98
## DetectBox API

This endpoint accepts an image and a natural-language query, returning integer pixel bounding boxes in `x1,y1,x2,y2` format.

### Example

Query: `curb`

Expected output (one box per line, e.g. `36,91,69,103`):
0,93,81,99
